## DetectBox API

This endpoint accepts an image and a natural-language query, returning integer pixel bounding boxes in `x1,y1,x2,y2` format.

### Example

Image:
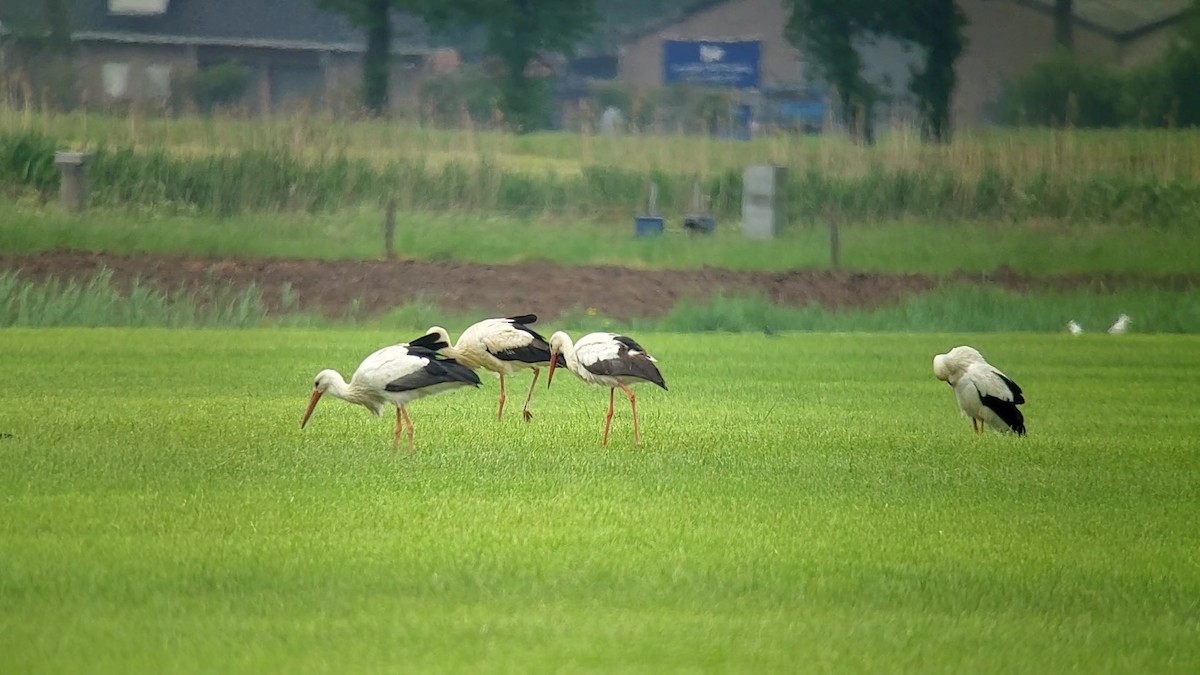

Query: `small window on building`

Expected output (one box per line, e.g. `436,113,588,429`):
145,64,172,100
102,62,130,99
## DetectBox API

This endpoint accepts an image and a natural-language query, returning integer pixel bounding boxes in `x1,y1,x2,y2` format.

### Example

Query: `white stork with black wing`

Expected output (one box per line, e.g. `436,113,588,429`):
301,332,481,453
932,345,1026,435
423,314,552,422
547,331,667,447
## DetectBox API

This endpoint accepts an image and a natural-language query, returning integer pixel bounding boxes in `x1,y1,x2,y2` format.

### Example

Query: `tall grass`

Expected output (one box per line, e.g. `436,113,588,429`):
4,112,1200,224
7,106,1200,181
646,287,1200,334
0,268,294,328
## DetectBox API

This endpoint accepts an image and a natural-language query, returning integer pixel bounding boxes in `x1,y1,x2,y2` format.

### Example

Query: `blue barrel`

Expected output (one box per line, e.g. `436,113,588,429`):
635,216,664,237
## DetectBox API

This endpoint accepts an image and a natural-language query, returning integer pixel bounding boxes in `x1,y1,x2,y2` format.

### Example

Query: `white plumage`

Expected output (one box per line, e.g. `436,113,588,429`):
932,345,1026,435
1067,320,1083,335
548,331,667,447
1108,314,1131,335
424,314,552,421
300,333,480,452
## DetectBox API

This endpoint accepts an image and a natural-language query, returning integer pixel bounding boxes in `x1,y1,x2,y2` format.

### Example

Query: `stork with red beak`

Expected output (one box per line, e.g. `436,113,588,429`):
301,332,481,452
547,331,667,447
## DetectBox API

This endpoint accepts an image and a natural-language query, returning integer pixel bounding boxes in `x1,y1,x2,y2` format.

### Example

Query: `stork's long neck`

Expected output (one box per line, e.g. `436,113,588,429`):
558,336,579,371
324,372,375,408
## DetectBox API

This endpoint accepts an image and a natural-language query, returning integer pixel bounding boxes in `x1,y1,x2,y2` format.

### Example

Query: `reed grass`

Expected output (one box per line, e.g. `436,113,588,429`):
6,106,1200,181
4,108,1200,224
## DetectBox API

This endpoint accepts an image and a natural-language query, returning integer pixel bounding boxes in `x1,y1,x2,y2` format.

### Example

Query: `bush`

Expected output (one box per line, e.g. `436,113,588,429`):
418,68,503,127
1000,50,1123,127
176,61,253,112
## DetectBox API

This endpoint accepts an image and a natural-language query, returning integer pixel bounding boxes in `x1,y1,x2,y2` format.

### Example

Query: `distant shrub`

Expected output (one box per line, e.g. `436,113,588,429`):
1000,51,1123,127
176,61,253,112
418,68,504,127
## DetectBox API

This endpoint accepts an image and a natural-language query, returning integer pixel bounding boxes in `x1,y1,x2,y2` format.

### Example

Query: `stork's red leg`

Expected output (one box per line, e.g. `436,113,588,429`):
602,387,615,447
618,382,640,446
521,369,539,422
497,374,507,420
401,405,415,454
398,401,412,449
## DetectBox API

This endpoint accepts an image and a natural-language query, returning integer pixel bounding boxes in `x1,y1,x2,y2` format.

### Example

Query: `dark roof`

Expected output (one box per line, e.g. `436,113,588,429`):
2,0,428,53
619,0,1189,45
619,0,730,44
1015,0,1188,40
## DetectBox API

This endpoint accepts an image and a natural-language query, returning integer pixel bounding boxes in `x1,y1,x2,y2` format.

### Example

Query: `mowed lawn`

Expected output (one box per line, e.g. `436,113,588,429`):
0,328,1197,673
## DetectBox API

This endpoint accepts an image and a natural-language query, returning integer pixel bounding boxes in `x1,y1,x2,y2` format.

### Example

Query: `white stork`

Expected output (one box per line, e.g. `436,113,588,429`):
932,345,1026,436
423,314,552,422
547,331,667,447
1067,320,1083,335
1108,314,1131,335
300,332,481,453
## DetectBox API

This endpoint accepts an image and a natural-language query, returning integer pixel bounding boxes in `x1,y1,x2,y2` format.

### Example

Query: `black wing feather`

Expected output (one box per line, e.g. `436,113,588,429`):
978,390,1026,435
408,332,449,352
996,372,1025,404
584,340,668,390
491,317,551,364
385,356,480,393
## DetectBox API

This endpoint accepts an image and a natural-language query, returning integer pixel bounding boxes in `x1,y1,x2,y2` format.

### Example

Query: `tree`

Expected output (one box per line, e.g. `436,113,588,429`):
1054,0,1074,52
318,0,431,115
785,0,967,143
888,0,966,142
785,0,879,143
428,0,599,132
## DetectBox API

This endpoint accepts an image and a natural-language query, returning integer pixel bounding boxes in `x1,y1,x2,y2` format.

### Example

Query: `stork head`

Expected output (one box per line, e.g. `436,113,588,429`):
933,346,985,384
300,369,340,428
547,331,572,388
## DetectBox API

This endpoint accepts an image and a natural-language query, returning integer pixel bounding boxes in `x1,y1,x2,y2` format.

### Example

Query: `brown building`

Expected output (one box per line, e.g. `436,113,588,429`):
618,0,1189,128
0,0,440,114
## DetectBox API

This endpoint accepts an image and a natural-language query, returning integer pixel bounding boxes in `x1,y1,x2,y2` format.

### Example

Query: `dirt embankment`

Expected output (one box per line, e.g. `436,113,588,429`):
1,250,1194,321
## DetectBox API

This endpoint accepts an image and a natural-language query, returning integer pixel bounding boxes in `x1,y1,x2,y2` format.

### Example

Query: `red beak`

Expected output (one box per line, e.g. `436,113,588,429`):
547,353,559,388
300,389,322,428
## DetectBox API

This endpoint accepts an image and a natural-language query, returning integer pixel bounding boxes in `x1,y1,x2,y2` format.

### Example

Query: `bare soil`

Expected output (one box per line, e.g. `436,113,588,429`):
1,250,1194,321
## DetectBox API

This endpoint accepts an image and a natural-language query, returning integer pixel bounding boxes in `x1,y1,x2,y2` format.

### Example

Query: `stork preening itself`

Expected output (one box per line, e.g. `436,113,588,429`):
423,314,552,422
547,331,667,447
300,332,481,453
932,345,1026,436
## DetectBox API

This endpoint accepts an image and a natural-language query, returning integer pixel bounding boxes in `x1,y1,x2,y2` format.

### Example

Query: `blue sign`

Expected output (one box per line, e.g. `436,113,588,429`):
663,40,761,89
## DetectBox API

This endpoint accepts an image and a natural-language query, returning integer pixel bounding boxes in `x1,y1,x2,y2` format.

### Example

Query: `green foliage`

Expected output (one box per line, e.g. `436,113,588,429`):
785,0,967,142
785,0,878,141
648,286,1200,334
1,329,1199,671
1001,50,1123,127
0,130,59,195
0,269,274,328
427,0,599,131
418,68,503,125
6,127,1200,226
177,61,254,113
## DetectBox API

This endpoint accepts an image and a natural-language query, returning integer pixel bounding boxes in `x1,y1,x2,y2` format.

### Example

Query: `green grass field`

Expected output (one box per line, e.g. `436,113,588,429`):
2,328,1197,673
5,201,1200,277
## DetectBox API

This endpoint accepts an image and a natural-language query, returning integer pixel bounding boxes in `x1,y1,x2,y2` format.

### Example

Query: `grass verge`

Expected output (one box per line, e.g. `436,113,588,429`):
4,201,1200,276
